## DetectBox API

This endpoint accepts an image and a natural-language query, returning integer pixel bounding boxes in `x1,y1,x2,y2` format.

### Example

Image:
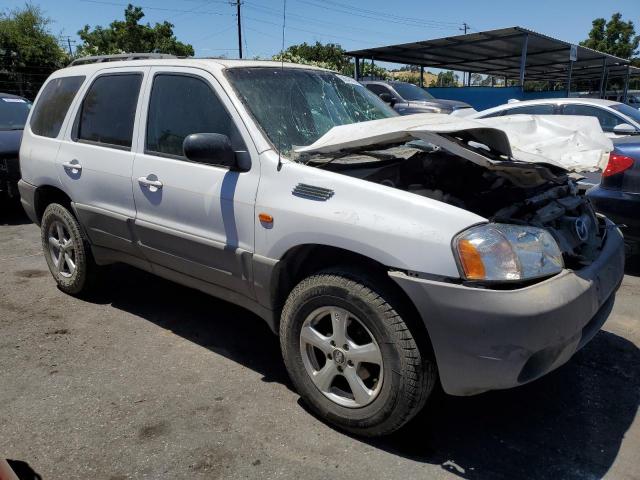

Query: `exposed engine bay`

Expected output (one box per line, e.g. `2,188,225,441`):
308,145,604,268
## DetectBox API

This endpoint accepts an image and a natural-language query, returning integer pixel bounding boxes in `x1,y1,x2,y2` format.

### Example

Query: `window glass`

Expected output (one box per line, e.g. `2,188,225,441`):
391,83,435,101
77,74,142,148
146,74,244,157
610,103,640,126
30,76,85,138
562,104,625,132
226,68,396,154
0,96,31,130
504,104,556,115
365,84,391,96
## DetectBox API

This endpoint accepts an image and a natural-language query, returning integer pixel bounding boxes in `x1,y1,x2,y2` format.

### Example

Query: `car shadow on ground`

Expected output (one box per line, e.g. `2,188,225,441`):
87,264,640,480
0,198,31,226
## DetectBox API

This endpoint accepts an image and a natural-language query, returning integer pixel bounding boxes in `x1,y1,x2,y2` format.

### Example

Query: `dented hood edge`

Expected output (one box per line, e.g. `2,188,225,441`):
294,113,613,173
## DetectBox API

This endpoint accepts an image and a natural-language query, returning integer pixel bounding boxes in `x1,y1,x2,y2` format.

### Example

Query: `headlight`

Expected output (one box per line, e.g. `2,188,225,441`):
453,223,564,281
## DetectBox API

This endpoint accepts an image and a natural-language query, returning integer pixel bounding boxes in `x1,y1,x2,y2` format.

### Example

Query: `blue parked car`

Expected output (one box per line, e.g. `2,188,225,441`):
588,136,640,255
0,92,31,200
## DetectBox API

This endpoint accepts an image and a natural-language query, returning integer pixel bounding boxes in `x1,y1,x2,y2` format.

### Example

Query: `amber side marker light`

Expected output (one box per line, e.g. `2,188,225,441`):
457,239,486,280
258,213,274,224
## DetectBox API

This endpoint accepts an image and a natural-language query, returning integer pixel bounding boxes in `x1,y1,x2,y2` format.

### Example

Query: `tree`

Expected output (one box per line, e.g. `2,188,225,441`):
430,70,458,87
580,13,639,59
77,4,194,57
273,41,388,78
0,4,67,99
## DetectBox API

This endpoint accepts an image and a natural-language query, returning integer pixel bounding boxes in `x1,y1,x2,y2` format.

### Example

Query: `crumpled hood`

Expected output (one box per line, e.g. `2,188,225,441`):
295,113,613,172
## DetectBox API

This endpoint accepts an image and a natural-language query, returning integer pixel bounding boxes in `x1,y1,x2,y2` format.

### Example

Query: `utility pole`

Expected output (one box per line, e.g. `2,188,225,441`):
236,0,243,59
67,37,73,57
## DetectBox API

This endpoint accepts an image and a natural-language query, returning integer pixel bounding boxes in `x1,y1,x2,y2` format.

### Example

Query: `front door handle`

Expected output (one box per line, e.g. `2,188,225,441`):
138,175,163,191
62,160,82,172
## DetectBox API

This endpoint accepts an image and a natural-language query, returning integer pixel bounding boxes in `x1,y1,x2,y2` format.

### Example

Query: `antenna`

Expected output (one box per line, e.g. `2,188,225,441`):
277,0,287,171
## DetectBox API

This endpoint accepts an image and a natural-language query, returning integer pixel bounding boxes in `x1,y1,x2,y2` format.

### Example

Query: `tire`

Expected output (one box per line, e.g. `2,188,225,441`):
280,268,437,437
40,203,98,296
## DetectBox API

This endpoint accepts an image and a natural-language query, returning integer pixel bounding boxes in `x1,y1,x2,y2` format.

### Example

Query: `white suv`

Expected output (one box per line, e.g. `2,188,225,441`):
19,56,624,436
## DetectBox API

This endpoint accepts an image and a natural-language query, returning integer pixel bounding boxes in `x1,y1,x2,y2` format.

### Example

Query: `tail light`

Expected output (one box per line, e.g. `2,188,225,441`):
603,153,634,177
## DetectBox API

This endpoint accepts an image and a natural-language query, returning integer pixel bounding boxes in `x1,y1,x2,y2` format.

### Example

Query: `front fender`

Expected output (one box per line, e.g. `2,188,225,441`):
254,151,485,278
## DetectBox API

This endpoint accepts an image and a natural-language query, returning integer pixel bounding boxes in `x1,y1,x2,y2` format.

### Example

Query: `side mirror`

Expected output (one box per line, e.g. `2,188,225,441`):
378,93,396,107
613,123,638,135
183,133,248,170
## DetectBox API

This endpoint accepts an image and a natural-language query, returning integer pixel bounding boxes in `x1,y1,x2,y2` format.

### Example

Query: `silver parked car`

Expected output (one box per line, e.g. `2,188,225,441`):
361,80,471,115
18,56,624,436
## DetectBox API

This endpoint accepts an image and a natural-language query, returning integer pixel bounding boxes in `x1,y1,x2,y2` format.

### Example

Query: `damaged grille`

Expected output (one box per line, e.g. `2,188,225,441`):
492,181,603,267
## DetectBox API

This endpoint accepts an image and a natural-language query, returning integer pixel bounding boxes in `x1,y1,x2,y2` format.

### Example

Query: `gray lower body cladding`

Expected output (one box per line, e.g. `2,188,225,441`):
390,219,625,396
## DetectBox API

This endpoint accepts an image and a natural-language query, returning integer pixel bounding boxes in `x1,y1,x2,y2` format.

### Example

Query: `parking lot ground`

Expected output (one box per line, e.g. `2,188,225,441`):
1,202,639,480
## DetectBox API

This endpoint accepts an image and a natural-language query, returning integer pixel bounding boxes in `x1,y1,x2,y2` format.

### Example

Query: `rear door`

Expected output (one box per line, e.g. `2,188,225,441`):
57,68,147,256
131,66,260,297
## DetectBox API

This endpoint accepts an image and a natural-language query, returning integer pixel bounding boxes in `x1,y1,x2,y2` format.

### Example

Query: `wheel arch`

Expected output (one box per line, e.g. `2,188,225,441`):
269,244,435,359
34,185,73,223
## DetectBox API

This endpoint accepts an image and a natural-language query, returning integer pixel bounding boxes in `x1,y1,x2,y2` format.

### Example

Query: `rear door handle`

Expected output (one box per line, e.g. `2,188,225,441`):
138,176,163,190
62,160,82,172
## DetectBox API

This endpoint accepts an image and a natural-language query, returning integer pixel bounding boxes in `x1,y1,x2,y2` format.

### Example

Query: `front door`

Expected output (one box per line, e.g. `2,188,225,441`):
131,67,259,297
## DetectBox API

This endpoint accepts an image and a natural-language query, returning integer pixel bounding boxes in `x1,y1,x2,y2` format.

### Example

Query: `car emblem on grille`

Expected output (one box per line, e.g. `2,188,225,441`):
575,217,589,241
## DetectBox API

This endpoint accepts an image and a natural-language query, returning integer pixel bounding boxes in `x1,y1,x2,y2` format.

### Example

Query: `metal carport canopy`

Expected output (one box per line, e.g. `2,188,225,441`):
347,27,634,82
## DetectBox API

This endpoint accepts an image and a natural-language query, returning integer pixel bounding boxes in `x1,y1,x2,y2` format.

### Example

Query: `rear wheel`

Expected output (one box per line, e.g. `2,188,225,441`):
280,268,437,436
41,203,97,295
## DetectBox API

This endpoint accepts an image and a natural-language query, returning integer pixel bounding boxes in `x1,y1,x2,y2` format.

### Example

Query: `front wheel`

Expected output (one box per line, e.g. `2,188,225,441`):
41,203,98,295
280,269,437,436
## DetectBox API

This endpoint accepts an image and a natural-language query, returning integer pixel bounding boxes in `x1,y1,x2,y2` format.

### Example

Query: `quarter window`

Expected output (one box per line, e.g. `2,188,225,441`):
145,74,244,158
30,76,85,138
76,74,142,148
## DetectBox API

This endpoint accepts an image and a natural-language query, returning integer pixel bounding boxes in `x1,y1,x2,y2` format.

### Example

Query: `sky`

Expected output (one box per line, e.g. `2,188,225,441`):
4,0,640,68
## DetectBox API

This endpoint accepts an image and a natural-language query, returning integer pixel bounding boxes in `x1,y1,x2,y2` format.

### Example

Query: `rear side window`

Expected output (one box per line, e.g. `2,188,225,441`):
145,74,244,158
76,74,142,149
504,104,556,115
562,104,625,132
30,76,85,138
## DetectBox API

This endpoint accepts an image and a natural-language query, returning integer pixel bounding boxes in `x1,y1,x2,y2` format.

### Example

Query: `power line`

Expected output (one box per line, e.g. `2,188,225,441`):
296,0,461,30
79,0,233,16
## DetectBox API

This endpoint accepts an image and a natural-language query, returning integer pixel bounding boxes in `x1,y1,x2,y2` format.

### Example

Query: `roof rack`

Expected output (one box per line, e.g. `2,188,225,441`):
69,53,178,66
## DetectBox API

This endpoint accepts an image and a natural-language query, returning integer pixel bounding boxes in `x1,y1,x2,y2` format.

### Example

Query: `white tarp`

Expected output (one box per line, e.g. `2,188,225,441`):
295,113,613,172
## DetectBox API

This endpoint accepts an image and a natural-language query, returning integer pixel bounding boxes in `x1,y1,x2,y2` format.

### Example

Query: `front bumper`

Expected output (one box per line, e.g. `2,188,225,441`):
390,219,625,396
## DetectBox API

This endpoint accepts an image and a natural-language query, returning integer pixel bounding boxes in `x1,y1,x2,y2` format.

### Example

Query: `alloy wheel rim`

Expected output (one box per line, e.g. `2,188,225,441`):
299,306,384,408
47,220,76,278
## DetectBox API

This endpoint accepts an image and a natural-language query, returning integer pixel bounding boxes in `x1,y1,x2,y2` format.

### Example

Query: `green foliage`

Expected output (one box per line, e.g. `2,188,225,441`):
273,41,388,78
580,12,639,59
77,4,194,57
430,71,458,87
0,4,67,99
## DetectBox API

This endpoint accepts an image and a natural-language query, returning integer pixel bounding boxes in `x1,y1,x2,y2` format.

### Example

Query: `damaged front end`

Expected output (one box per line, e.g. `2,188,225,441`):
295,114,614,273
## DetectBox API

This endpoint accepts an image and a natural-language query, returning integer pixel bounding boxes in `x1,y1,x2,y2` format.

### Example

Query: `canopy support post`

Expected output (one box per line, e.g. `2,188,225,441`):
599,57,607,99
519,33,529,91
419,66,424,87
566,60,573,97
354,56,360,80
623,64,631,103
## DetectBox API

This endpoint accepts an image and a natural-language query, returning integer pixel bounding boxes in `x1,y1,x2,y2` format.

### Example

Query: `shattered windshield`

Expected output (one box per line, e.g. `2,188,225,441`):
226,67,397,154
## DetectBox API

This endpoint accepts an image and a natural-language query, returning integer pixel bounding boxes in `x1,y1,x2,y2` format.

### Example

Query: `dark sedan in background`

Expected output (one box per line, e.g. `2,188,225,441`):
361,80,472,115
0,92,31,200
588,137,640,255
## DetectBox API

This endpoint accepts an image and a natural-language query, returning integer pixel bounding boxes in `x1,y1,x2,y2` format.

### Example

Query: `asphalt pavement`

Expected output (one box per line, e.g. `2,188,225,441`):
1,202,638,480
